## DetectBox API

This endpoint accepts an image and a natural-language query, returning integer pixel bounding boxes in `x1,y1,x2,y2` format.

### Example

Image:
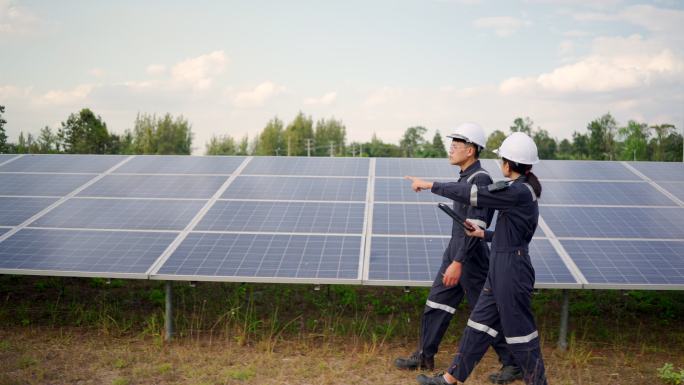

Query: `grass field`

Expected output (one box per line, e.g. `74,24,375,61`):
1,276,683,385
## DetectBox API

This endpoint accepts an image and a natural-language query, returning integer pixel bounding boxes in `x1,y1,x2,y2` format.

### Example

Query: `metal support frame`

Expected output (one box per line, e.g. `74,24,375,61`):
165,281,173,341
558,289,569,350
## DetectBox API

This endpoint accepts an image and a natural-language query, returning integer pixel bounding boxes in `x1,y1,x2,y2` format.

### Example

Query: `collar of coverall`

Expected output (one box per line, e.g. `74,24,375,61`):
459,159,482,178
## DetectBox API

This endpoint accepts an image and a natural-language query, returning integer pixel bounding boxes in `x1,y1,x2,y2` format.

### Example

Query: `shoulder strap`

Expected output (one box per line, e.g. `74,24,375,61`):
522,183,537,201
467,170,490,184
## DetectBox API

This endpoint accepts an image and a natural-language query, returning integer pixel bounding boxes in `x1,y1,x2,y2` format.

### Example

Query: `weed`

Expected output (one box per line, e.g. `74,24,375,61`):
157,362,172,374
658,363,684,385
111,377,129,385
113,358,127,369
225,366,256,381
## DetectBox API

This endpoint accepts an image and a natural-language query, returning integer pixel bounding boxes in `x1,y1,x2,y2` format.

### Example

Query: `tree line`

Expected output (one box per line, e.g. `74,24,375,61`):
0,105,681,162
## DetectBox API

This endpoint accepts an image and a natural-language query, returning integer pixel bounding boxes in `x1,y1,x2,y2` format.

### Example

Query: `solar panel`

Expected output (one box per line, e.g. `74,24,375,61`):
196,201,365,234
0,229,176,278
78,175,226,199
373,203,451,236
0,174,94,196
628,161,684,181
659,182,684,202
222,176,367,201
532,160,639,181
0,154,125,173
32,198,205,230
375,158,458,178
366,237,578,287
540,206,684,239
0,155,18,164
367,236,447,282
540,181,674,206
0,197,57,226
561,239,684,288
114,155,245,174
243,156,369,176
480,159,505,180
153,233,362,282
374,178,452,203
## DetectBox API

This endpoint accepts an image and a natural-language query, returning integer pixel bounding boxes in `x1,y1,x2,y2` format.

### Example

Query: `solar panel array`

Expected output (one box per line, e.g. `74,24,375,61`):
0,154,682,289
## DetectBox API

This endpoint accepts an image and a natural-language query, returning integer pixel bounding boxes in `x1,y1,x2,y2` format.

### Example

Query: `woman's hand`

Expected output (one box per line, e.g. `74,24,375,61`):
404,176,433,192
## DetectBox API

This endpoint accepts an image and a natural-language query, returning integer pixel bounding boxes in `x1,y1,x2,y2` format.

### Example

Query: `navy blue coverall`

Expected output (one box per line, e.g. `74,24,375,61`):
430,175,547,385
419,161,516,370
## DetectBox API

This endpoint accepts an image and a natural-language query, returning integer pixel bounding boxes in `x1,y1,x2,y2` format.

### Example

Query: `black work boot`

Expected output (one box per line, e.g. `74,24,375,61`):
417,372,454,385
394,351,435,371
488,365,523,384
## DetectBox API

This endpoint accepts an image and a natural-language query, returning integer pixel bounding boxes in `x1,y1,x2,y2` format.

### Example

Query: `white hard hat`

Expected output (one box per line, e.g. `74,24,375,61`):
495,132,539,165
446,122,487,149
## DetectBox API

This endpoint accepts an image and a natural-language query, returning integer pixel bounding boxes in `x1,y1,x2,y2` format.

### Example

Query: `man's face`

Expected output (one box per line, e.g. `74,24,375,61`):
449,140,470,165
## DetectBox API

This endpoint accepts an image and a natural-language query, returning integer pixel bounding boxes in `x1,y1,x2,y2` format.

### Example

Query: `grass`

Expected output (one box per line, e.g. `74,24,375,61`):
0,276,683,384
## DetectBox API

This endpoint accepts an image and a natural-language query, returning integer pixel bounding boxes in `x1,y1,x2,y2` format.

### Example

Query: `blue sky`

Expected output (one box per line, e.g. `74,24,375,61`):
1,0,683,154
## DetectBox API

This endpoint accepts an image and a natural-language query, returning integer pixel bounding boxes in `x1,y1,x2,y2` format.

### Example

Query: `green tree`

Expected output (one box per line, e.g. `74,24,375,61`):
510,117,533,135
400,126,427,157
57,108,111,154
661,129,683,162
572,131,590,159
205,135,237,155
17,131,27,153
418,130,447,158
587,113,618,160
557,138,572,159
0,105,7,153
285,112,314,156
532,129,557,160
256,117,285,156
649,124,675,161
619,120,649,161
481,130,506,158
313,117,346,156
130,113,192,155
237,135,249,155
37,126,57,153
365,134,402,157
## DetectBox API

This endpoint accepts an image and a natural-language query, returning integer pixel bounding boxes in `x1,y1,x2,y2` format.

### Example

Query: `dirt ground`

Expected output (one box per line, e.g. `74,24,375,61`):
1,327,681,385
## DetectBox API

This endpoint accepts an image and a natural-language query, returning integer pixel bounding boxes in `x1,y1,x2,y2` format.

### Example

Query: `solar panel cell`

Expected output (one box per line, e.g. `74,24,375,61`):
115,155,246,174
0,229,176,276
540,181,673,206
196,201,365,234
243,157,369,176
32,198,205,230
0,154,125,173
156,233,361,281
79,175,226,199
0,173,94,196
0,197,57,226
222,176,367,201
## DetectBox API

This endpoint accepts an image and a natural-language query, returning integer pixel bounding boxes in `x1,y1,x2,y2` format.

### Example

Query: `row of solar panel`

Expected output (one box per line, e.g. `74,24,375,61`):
2,173,683,205
3,197,684,238
0,155,682,290
1,227,682,288
2,154,683,181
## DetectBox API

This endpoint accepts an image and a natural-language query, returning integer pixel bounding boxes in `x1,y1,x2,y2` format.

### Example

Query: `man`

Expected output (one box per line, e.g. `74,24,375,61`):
394,122,522,384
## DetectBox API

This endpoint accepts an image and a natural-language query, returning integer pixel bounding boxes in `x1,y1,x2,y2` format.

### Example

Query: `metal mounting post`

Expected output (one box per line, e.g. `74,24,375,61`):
165,281,173,342
558,290,569,350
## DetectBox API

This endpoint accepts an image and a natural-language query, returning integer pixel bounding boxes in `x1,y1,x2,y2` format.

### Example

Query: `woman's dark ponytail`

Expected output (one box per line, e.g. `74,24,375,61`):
525,171,542,198
503,158,542,198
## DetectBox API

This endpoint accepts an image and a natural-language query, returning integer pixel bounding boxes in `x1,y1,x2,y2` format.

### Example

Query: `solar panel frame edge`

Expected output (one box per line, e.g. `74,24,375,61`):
0,267,150,280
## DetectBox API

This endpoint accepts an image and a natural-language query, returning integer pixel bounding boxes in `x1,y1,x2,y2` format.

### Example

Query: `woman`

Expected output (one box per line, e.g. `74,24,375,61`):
406,132,547,385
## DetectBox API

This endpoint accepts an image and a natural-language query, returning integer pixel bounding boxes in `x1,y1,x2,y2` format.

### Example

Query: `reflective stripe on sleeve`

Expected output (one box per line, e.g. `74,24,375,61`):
426,300,456,314
466,218,487,229
470,185,478,206
467,319,498,338
505,330,539,344
523,183,537,201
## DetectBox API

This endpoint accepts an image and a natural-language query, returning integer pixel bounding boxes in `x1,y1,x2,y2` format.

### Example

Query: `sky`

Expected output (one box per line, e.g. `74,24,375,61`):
1,0,683,154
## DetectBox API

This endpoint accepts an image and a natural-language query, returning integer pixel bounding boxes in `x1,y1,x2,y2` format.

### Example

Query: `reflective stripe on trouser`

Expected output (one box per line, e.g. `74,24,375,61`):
419,258,516,369
448,252,547,385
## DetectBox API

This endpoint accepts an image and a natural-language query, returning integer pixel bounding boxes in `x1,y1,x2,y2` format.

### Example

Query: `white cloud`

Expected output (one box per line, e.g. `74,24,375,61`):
232,81,285,108
304,91,337,106
170,50,228,91
563,30,591,38
36,84,93,106
363,87,403,107
558,40,575,57
500,34,684,95
0,84,32,100
88,68,105,77
0,0,39,35
472,16,531,37
146,64,166,76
